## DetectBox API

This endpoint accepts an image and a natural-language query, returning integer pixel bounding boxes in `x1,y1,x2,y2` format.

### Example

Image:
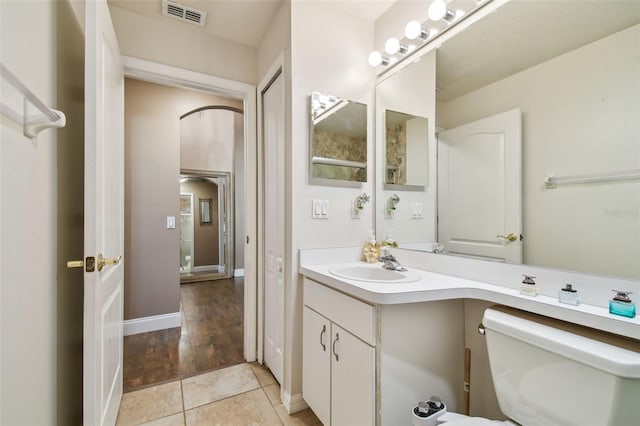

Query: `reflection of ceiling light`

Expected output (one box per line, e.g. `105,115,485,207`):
368,50,390,67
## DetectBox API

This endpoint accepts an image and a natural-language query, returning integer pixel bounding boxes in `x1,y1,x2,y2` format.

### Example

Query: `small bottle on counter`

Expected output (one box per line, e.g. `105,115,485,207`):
363,230,380,263
558,284,580,305
609,290,636,318
520,274,539,297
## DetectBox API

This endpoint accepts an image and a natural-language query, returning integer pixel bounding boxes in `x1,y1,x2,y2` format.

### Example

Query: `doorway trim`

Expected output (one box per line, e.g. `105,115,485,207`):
122,56,258,362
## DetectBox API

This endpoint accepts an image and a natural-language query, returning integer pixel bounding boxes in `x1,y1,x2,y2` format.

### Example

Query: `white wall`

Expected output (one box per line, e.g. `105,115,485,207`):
438,25,640,279
257,0,291,80
109,5,257,85
287,0,376,402
180,109,237,172
1,0,84,423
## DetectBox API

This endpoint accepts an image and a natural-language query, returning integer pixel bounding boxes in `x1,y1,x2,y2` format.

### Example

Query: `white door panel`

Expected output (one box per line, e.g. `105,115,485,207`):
438,109,522,263
262,71,285,384
85,1,125,425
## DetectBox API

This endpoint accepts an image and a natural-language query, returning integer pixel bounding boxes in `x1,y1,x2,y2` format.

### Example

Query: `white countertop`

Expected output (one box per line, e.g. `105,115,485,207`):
300,261,640,340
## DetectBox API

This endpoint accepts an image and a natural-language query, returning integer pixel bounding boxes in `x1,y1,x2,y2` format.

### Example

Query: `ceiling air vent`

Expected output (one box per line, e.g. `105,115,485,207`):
162,0,206,26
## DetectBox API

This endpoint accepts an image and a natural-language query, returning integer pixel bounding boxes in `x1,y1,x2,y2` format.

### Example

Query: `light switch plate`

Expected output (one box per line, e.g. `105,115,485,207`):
312,200,329,219
166,216,176,229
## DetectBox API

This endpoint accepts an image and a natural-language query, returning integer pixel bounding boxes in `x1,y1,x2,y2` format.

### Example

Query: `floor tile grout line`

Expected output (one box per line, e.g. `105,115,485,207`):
180,379,187,426
182,381,264,412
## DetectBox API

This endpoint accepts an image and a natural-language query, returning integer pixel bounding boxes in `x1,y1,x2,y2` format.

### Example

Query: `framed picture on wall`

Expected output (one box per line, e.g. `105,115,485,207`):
199,198,212,224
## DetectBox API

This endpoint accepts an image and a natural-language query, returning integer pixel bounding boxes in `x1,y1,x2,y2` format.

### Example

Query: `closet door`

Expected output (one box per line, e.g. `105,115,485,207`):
331,323,375,426
303,306,331,425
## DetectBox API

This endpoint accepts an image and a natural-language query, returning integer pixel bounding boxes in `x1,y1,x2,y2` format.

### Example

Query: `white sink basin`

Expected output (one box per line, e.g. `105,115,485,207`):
328,264,422,283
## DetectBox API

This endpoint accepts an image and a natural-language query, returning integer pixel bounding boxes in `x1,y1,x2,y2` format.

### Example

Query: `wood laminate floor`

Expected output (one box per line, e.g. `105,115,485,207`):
123,277,245,393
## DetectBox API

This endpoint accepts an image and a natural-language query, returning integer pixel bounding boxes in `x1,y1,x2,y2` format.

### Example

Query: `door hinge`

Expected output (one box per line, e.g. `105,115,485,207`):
246,236,250,244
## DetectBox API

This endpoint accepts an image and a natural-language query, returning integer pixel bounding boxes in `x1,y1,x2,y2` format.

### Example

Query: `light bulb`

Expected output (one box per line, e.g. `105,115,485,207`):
405,20,422,40
368,51,383,67
385,37,401,55
428,0,447,21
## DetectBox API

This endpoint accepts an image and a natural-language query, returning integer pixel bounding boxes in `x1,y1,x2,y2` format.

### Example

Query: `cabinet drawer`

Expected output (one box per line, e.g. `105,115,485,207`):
304,277,376,346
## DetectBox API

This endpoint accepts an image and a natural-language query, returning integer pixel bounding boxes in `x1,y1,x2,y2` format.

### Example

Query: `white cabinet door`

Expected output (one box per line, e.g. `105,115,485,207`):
331,323,375,426
303,306,331,425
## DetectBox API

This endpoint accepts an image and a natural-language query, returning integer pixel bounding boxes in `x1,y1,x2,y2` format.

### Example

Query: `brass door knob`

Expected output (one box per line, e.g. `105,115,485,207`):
497,233,517,242
97,254,122,271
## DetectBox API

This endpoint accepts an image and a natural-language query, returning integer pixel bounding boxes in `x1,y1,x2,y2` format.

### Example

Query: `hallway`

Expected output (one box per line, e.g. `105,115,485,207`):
124,278,245,393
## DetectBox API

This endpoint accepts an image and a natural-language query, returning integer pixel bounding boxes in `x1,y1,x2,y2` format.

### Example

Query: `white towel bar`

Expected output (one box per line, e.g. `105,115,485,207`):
311,156,367,169
0,62,66,138
544,169,640,188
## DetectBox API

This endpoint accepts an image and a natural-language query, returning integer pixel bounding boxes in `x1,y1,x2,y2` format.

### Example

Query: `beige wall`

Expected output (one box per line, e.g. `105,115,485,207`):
109,5,257,85
1,0,84,423
125,79,242,319
438,25,640,279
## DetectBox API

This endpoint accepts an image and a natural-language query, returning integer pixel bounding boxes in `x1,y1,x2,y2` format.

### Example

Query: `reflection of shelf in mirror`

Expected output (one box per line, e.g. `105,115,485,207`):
544,169,640,188
311,156,366,169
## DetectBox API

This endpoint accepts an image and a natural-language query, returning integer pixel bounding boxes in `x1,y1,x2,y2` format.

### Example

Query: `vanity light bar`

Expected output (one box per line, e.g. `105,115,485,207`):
370,0,490,70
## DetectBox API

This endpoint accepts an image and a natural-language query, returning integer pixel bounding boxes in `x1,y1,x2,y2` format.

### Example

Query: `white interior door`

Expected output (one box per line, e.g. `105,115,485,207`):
262,71,285,384
437,108,522,263
84,1,125,425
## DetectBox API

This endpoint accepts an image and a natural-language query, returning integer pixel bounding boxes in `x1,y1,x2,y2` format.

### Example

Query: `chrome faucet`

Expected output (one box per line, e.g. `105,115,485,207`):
378,247,407,271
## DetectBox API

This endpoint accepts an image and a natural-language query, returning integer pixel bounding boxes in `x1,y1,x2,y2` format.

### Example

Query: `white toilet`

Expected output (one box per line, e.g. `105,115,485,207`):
436,306,640,426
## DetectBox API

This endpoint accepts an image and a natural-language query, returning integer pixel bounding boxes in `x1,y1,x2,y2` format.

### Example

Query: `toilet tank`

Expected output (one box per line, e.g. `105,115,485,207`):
482,306,640,426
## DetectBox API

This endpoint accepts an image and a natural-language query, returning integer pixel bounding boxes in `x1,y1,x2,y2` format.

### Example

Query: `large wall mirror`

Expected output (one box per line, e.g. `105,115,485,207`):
376,0,640,280
310,91,367,183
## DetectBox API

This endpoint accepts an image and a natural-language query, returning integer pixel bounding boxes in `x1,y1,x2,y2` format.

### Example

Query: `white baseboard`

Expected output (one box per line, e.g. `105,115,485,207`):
234,268,245,277
123,312,181,336
282,391,308,414
192,264,218,273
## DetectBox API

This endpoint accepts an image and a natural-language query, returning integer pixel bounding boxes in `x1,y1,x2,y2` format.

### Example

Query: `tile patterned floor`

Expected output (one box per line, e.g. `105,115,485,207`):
116,363,321,426
124,278,245,392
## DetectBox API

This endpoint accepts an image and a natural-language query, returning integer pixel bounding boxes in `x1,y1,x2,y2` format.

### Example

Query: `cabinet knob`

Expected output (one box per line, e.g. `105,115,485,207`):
332,333,340,362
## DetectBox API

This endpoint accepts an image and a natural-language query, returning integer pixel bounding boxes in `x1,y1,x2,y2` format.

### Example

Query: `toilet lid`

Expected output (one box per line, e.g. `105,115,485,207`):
444,417,499,426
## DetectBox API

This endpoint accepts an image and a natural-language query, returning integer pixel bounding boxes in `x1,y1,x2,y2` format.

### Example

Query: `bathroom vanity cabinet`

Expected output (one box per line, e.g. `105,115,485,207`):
302,276,465,425
302,278,376,426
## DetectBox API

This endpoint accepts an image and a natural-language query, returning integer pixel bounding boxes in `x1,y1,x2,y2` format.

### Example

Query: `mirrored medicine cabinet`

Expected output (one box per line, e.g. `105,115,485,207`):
309,91,367,184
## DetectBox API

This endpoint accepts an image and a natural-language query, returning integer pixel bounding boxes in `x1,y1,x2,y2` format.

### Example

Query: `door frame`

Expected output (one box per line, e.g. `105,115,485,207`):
122,56,258,362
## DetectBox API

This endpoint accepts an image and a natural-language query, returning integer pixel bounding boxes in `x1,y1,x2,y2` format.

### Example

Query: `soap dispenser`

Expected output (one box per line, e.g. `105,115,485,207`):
363,230,380,263
520,275,539,296
609,290,636,318
558,284,580,305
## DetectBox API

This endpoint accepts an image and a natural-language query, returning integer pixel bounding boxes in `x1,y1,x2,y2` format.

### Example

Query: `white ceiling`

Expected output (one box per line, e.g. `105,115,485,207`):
436,0,640,102
108,0,395,48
